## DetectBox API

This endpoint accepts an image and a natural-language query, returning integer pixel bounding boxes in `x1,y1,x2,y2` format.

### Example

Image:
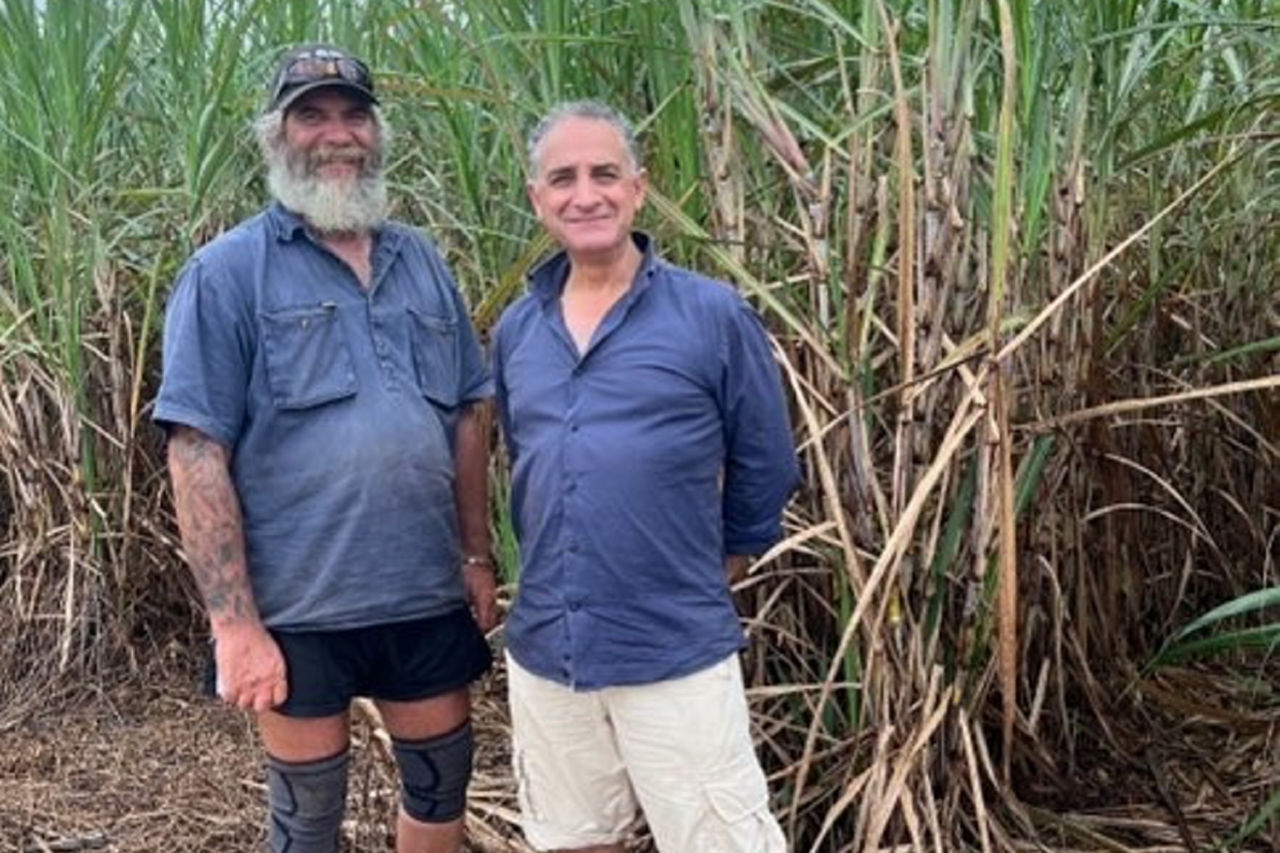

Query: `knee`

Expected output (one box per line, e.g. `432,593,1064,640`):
391,720,475,823
265,750,349,853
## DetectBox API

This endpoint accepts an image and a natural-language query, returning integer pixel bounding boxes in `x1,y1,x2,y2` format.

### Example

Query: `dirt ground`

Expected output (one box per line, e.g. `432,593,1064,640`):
3,654,1276,852
0,656,534,853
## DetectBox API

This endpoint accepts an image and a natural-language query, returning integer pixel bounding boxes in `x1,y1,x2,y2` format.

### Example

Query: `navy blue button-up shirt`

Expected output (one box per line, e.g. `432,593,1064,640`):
493,235,798,689
155,203,491,631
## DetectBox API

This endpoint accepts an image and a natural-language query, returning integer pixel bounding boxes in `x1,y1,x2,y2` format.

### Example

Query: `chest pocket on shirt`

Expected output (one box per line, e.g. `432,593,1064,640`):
261,304,358,410
408,307,459,409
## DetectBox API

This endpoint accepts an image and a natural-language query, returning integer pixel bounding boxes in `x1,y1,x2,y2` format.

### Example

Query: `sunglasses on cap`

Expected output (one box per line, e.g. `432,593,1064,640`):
269,46,378,111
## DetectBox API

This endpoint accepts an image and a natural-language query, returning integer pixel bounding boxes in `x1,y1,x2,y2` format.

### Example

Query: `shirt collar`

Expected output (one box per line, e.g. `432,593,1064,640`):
266,201,308,241
528,231,660,304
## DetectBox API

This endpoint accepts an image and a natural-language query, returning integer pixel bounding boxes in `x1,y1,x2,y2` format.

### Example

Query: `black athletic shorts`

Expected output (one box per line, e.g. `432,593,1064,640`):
204,607,493,717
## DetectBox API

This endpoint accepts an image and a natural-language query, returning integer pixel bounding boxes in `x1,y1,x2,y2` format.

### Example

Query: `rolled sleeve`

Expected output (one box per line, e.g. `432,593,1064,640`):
417,238,492,405
719,301,799,554
153,256,250,448
452,286,494,403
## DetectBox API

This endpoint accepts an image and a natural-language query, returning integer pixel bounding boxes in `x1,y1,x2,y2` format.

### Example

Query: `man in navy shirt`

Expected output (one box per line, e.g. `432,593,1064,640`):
493,101,798,853
155,45,495,853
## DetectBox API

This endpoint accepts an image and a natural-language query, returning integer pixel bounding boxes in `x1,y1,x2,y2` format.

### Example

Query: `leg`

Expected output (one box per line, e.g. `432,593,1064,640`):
506,653,635,852
376,689,471,853
257,710,352,853
608,656,787,853
364,609,493,853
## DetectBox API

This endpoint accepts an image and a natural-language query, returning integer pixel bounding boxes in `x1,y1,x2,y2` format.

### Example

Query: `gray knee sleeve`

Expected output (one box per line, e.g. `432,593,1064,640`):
391,720,474,823
265,750,349,853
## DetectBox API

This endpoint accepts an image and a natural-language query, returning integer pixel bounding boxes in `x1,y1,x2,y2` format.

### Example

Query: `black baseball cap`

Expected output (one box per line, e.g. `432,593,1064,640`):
267,44,378,113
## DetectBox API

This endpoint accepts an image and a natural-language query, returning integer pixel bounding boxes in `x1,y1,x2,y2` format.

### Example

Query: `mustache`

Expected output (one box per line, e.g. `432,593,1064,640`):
309,146,367,166
282,142,379,179
305,150,370,178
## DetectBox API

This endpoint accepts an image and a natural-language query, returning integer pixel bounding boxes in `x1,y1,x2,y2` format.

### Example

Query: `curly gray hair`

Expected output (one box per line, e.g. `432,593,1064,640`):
526,100,640,176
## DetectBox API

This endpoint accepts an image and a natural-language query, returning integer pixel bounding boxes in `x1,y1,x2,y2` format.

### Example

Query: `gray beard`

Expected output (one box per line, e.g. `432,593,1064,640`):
266,145,388,234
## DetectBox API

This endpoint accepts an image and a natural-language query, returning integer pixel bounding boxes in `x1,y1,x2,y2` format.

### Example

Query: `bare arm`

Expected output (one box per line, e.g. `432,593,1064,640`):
168,424,285,711
168,425,255,626
453,402,497,630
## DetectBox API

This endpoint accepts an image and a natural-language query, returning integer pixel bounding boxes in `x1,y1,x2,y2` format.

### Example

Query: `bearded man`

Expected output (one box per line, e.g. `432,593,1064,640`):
154,45,496,853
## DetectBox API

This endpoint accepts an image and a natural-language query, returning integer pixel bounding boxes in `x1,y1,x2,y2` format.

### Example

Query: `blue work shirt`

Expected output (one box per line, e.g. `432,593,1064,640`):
154,203,491,631
493,234,799,689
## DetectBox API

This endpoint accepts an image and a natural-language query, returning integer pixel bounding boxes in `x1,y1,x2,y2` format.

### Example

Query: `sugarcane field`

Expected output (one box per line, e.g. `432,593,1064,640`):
1,1,1277,851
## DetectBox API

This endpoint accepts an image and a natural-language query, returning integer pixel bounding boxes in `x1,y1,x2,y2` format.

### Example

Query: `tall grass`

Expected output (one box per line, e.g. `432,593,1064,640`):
2,0,1277,849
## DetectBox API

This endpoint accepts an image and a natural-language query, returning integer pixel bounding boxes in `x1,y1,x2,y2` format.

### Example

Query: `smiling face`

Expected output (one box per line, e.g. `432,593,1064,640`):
526,115,647,262
282,88,379,181
261,87,388,234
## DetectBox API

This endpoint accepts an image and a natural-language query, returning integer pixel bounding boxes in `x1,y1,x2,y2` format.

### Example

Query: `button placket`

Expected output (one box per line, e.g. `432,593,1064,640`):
561,361,583,563
367,296,398,390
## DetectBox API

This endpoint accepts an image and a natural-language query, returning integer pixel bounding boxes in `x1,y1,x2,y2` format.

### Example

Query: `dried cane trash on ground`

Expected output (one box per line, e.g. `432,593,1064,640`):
0,659,535,853
2,656,1276,852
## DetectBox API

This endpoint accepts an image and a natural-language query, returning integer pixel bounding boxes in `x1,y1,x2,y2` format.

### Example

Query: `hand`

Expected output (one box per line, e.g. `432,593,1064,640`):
725,554,750,585
211,622,288,713
463,562,498,631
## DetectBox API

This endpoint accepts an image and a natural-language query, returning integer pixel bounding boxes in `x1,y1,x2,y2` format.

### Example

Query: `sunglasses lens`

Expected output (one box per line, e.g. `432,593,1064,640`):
283,56,368,88
271,50,374,108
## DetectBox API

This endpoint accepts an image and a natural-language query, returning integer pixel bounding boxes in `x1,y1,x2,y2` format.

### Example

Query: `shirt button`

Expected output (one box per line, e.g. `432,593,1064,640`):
567,541,579,553
566,481,577,493
569,423,579,432
568,601,581,612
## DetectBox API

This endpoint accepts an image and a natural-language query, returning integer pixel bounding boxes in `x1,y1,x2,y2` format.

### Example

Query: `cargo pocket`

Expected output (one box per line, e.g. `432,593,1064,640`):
693,777,786,853
261,303,358,410
408,307,460,410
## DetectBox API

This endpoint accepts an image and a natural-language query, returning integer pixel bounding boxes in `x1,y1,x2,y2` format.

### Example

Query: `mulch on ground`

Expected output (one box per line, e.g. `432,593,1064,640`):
0,657,532,853
2,655,1275,852
2,673,263,852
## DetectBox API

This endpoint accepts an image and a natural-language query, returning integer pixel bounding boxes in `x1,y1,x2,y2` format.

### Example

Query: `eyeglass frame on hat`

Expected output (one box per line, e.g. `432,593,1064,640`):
267,45,379,113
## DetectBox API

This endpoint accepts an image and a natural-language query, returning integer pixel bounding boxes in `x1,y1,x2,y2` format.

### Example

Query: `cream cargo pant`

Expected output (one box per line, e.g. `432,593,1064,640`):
508,652,788,852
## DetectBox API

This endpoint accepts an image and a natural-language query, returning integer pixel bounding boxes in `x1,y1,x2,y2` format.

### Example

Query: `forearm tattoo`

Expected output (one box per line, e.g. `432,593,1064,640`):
168,427,257,624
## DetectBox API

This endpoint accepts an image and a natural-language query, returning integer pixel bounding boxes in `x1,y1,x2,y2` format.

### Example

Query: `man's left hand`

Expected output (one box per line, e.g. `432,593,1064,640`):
725,554,750,584
463,561,498,631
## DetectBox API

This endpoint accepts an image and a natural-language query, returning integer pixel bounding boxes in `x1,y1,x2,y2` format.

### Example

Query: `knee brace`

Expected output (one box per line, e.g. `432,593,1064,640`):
265,750,349,853
391,720,475,823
